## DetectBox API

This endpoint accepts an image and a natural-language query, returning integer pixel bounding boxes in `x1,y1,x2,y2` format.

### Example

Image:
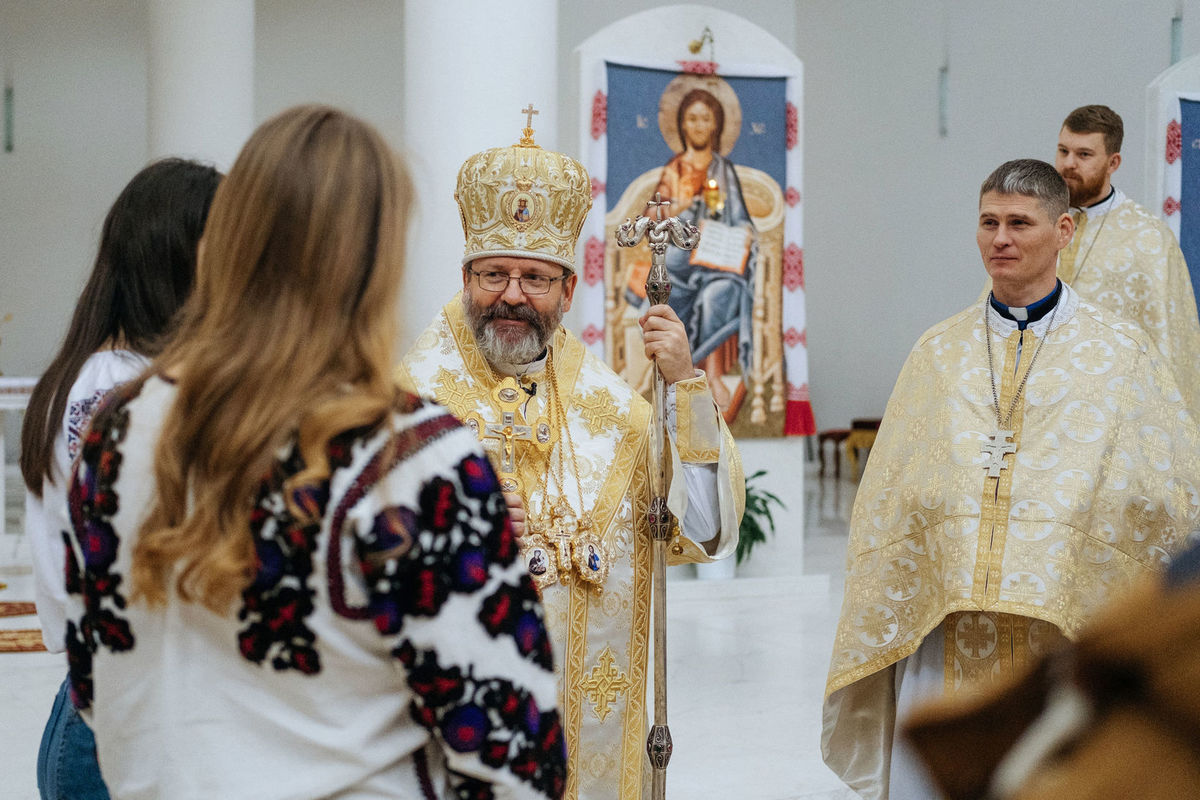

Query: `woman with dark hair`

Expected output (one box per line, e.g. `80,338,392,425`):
20,157,221,800
62,105,565,799
639,87,757,419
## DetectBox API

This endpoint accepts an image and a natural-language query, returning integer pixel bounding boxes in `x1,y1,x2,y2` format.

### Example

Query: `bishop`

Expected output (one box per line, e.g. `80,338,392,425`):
398,109,744,800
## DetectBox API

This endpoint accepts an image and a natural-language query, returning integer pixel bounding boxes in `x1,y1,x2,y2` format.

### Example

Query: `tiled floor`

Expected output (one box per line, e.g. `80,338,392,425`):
0,460,859,800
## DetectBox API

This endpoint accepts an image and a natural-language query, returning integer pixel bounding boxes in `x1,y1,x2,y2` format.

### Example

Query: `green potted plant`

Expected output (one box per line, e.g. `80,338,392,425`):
695,468,785,579
736,469,784,565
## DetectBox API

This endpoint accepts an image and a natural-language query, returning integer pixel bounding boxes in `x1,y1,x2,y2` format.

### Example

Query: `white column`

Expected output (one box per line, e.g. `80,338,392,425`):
0,378,36,539
147,0,254,171
400,1,559,348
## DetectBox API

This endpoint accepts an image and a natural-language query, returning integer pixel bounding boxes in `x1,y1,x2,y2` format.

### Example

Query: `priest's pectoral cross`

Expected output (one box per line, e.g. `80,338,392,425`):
981,429,1017,477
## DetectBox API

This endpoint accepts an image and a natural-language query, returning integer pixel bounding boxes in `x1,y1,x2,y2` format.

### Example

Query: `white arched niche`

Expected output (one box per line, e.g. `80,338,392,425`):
573,6,810,581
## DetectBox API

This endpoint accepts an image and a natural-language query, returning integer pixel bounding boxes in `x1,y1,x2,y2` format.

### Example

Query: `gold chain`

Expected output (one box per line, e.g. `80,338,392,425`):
1063,209,1109,285
545,348,589,526
983,292,1060,429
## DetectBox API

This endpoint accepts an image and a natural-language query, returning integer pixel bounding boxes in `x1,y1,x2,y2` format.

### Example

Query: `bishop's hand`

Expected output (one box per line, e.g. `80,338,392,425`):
639,304,694,385
503,490,526,546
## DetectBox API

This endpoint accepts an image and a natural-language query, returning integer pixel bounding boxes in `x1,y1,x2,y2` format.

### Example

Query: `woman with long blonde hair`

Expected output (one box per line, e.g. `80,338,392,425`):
63,106,565,799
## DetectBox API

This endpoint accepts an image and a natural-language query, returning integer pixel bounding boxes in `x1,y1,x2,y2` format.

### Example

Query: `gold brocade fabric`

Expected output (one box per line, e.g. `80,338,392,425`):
1057,198,1200,415
822,286,1200,797
942,611,1063,698
1057,211,1086,279
399,297,742,800
978,198,1200,415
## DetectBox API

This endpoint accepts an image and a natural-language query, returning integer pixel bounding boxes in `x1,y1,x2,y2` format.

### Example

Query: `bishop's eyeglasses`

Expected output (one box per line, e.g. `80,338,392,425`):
467,267,569,296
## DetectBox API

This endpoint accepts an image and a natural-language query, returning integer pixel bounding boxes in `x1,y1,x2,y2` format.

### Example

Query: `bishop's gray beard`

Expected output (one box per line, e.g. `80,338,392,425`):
463,293,564,366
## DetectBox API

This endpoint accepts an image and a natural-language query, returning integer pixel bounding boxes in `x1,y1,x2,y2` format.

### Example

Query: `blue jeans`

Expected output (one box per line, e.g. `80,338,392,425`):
37,676,110,800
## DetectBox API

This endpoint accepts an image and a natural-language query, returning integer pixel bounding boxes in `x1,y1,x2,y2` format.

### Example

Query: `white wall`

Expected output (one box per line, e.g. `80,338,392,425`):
0,1,148,460
0,1,410,379
254,0,405,141
795,0,1200,427
0,1,148,378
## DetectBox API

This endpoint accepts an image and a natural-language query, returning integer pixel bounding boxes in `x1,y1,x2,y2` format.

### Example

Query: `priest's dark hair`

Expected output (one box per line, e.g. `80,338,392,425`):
19,157,222,497
979,159,1069,219
1062,104,1124,155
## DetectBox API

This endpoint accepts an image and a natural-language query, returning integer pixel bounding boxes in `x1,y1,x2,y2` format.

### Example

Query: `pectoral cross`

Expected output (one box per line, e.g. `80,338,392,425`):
467,378,541,493
981,428,1017,477
522,103,539,130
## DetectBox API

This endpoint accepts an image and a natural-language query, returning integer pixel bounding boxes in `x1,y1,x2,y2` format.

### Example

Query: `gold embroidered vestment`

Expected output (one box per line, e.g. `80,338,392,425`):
822,288,1200,798
1059,197,1200,414
399,298,743,800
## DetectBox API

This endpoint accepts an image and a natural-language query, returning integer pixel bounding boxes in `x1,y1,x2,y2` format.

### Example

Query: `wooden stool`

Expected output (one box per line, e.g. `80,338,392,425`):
845,418,882,480
817,429,851,478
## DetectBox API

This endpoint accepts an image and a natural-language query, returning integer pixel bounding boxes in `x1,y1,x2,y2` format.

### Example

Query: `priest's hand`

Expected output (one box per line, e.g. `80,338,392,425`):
640,304,694,384
503,490,526,544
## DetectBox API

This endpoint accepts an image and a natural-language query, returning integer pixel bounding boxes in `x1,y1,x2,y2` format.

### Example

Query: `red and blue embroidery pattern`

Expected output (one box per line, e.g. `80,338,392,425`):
65,391,565,797
236,428,363,675
398,643,566,800
65,399,135,709
66,389,110,462
354,450,565,796
357,455,519,630
351,452,553,670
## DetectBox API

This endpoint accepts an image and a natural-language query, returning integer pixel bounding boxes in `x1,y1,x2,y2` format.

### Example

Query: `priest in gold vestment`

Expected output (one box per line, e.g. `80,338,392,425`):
823,159,1200,799
399,115,743,800
1053,105,1200,414
977,105,1200,413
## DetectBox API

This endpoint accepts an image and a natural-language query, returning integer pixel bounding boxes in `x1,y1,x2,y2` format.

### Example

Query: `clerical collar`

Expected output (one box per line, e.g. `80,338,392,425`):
1072,186,1122,218
990,280,1062,330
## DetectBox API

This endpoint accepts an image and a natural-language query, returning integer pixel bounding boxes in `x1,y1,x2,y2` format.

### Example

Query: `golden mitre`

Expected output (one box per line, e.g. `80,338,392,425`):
454,109,593,271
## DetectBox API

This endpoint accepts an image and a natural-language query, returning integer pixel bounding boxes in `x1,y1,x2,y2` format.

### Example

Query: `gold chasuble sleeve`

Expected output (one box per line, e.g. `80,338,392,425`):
821,288,1200,799
666,373,744,565
400,298,743,800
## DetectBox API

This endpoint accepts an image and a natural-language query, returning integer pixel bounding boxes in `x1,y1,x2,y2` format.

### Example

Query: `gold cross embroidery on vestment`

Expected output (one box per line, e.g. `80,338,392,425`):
434,367,476,419
577,388,621,435
580,646,632,722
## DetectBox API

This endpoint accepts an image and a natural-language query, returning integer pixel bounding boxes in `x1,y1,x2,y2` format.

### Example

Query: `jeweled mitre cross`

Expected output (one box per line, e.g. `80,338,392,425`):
981,428,1017,477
